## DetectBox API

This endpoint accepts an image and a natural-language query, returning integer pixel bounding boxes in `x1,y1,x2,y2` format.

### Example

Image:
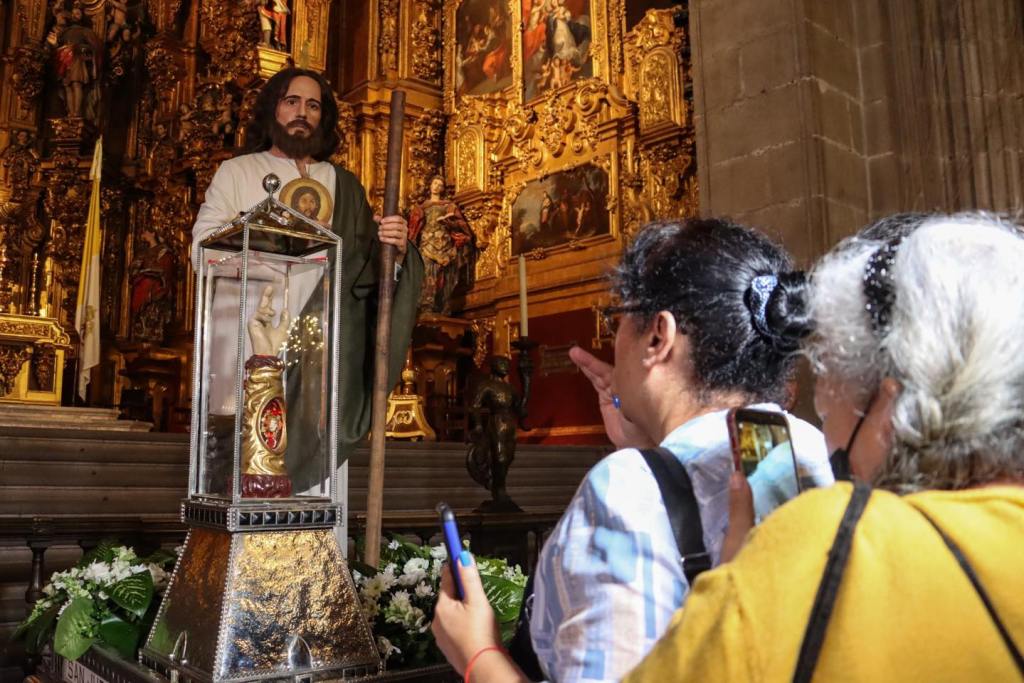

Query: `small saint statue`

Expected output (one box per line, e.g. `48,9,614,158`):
52,7,100,120
258,0,291,50
408,175,475,315
128,226,176,343
466,355,529,511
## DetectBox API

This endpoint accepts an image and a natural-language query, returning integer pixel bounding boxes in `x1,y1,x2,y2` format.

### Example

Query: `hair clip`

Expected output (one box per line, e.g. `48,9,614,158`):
745,274,778,341
863,237,903,333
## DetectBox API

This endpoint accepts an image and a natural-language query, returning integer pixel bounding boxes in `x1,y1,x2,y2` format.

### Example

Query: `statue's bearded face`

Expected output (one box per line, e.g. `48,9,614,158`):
271,76,325,159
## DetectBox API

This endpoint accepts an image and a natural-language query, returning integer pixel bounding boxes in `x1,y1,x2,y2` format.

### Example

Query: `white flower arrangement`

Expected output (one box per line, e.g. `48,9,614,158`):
352,536,527,668
14,542,178,662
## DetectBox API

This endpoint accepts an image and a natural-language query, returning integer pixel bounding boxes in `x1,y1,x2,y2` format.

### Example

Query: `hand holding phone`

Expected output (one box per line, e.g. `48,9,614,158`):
727,408,809,492
437,502,465,600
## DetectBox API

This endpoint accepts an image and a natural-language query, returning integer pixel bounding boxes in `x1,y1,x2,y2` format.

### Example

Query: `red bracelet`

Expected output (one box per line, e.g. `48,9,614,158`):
464,645,508,683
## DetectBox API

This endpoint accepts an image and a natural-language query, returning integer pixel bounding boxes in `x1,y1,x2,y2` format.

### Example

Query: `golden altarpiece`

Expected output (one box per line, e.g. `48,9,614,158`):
0,0,694,440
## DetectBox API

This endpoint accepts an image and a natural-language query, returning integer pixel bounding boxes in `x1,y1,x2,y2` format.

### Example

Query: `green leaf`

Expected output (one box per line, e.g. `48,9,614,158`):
97,614,141,659
479,573,525,624
11,616,31,641
54,597,98,661
109,571,154,619
76,540,120,568
11,602,60,654
498,618,518,645
142,549,178,567
26,602,62,654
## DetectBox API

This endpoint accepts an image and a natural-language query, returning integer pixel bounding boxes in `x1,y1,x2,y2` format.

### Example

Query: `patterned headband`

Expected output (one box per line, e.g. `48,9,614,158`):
862,236,903,334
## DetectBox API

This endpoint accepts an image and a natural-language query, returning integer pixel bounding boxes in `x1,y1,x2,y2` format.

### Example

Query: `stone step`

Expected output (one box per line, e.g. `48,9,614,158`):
0,427,607,517
0,405,152,432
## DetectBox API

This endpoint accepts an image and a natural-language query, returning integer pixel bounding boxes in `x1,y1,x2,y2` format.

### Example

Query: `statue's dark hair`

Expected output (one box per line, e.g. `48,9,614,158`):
613,218,812,403
245,67,340,162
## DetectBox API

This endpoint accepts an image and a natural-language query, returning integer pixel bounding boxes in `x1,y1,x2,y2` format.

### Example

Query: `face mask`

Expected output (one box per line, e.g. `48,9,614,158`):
829,413,866,481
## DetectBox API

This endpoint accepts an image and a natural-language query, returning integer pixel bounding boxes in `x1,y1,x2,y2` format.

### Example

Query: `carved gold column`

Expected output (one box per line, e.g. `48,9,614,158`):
337,0,445,212
621,8,698,239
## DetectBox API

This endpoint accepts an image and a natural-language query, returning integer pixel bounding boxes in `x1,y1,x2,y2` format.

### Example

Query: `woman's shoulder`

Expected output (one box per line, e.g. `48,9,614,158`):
745,482,915,550
744,483,858,550
783,411,824,438
581,447,652,492
572,447,670,517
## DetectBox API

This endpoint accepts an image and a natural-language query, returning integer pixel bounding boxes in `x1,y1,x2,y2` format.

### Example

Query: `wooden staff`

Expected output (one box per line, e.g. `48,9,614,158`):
364,89,406,567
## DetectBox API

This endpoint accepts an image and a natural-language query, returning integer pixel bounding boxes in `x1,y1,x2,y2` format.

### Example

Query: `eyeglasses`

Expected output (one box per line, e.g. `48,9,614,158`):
599,305,648,335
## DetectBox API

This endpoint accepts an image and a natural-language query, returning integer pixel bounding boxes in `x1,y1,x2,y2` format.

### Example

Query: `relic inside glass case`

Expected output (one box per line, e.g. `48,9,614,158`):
191,174,341,502
141,175,380,682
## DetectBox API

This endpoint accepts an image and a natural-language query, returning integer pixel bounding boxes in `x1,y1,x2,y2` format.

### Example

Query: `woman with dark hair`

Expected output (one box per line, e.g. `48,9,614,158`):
432,218,832,682
624,212,1024,681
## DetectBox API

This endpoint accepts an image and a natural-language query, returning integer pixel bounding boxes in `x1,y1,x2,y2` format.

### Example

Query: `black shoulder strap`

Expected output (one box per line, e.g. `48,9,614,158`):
914,506,1024,675
639,447,711,585
792,479,873,683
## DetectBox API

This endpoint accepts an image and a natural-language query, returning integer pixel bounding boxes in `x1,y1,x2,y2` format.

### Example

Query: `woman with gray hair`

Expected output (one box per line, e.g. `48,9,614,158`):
625,212,1024,681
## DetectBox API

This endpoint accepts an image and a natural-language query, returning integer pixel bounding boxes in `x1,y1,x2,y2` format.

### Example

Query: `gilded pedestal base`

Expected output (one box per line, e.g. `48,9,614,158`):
141,526,380,682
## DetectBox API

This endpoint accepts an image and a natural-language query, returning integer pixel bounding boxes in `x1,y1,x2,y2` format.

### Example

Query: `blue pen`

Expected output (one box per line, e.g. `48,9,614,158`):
437,503,466,600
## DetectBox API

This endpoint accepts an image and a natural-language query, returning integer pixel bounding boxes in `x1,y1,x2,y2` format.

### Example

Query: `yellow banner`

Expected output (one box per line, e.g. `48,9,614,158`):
75,137,103,400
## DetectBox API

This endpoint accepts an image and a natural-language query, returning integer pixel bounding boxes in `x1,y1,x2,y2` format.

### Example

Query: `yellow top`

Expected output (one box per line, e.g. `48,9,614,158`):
625,483,1024,682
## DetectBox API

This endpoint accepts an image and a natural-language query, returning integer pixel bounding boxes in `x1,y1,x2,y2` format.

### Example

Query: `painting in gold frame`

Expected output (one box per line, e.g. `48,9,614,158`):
455,0,514,98
511,161,609,255
521,0,594,101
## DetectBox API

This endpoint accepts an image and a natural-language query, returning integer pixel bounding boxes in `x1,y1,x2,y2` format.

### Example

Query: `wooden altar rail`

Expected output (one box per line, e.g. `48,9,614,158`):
0,425,609,679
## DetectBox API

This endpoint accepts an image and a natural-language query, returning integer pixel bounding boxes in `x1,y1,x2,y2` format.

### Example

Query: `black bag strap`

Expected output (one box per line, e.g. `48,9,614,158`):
639,447,711,585
914,506,1024,675
792,479,873,683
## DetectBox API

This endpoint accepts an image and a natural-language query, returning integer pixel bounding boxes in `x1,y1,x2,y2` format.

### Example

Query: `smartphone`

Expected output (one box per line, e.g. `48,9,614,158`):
436,502,465,600
727,408,811,492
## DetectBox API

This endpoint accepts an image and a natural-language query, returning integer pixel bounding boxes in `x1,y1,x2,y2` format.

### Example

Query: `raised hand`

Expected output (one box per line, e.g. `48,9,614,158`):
568,346,654,449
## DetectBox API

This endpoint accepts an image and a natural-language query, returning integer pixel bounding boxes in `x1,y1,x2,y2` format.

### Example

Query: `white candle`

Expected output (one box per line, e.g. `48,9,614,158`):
518,255,529,338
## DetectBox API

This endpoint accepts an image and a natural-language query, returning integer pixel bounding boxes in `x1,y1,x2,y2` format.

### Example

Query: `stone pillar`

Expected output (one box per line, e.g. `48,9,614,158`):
690,0,1024,421
885,0,1024,213
691,0,1024,264
690,0,869,266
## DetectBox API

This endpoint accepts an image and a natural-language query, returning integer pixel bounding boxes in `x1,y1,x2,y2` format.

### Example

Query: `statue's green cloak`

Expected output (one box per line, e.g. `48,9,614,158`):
285,166,423,490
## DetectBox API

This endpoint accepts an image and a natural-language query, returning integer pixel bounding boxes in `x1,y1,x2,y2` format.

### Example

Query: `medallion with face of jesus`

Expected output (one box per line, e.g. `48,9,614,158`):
280,176,333,224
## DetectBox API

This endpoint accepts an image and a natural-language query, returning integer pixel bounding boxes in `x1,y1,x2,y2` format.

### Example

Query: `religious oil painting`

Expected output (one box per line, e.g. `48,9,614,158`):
455,0,514,97
522,0,593,101
512,163,609,255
